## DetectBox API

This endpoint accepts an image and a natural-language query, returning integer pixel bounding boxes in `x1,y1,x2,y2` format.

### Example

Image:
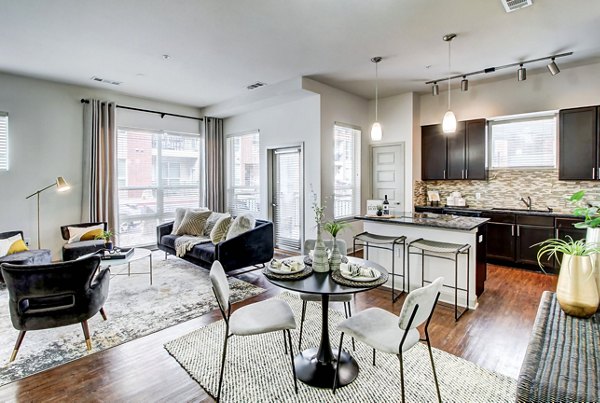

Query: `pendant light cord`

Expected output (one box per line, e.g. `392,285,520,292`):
375,61,379,121
447,39,452,110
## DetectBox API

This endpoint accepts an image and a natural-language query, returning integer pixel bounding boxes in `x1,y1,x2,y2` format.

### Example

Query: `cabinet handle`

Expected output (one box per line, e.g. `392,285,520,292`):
511,225,514,236
593,167,596,180
516,225,520,237
462,169,464,179
555,228,559,238
443,170,446,179
465,169,468,179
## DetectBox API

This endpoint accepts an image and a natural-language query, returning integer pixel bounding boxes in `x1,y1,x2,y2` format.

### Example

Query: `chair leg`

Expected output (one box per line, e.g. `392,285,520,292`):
373,348,376,366
217,333,229,402
298,300,307,350
426,336,442,403
9,331,26,363
99,307,108,321
165,251,168,260
283,330,288,355
81,320,92,351
346,302,355,351
398,353,406,403
332,332,345,394
286,329,298,394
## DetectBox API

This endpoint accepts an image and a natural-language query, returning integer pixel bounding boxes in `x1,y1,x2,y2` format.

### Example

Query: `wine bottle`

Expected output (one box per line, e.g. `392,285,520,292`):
383,195,390,215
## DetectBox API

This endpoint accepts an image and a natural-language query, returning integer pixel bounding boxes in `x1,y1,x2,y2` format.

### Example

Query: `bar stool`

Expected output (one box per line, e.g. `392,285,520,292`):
352,232,406,302
407,238,470,321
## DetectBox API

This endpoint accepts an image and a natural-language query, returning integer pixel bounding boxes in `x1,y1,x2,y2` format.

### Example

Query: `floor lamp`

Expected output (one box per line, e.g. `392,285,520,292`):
25,176,71,248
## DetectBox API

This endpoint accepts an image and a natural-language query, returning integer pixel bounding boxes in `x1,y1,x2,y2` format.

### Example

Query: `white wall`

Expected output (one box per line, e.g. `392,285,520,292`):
0,72,202,259
224,94,321,244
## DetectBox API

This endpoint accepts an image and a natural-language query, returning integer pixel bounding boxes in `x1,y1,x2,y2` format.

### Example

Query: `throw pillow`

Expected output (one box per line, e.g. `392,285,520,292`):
171,207,210,234
226,213,256,240
210,214,233,244
0,234,28,257
176,210,212,236
203,212,229,236
67,224,104,244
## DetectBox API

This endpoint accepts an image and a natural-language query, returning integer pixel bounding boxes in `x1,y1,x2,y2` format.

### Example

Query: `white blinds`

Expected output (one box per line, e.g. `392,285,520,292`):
226,131,260,216
0,113,8,171
334,123,361,218
273,147,301,250
489,115,557,168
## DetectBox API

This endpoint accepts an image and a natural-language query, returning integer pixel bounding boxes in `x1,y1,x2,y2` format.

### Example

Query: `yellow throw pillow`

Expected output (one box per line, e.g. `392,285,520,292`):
0,234,28,257
210,215,233,244
67,224,105,243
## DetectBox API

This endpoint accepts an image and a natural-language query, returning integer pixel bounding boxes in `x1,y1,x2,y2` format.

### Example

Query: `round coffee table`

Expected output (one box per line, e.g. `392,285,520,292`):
265,256,388,389
99,248,153,285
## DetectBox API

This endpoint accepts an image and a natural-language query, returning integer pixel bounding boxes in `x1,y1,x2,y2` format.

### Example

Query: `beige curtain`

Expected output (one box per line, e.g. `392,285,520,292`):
82,100,117,230
205,117,225,212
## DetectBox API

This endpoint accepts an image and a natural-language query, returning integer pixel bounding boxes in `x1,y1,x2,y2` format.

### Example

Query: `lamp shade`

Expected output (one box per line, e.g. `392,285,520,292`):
442,111,457,134
370,122,383,141
56,176,71,192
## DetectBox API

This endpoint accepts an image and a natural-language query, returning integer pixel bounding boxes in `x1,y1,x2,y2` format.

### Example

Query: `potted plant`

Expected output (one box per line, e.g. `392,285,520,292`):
96,230,114,251
324,221,348,271
376,205,383,216
536,236,600,318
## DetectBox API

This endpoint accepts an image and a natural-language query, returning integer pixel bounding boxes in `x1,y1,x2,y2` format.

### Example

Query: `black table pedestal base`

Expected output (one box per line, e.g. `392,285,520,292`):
294,347,359,389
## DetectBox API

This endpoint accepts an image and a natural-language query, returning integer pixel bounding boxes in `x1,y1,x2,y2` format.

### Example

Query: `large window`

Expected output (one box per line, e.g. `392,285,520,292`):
333,123,361,219
225,131,260,216
116,128,204,247
0,112,8,171
489,113,557,169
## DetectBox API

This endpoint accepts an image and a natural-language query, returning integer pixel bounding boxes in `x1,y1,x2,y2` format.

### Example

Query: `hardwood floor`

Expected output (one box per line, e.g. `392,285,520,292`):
0,258,556,402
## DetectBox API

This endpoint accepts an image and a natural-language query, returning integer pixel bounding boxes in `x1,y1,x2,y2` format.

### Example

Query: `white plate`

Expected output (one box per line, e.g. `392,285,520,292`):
340,268,381,282
269,260,305,275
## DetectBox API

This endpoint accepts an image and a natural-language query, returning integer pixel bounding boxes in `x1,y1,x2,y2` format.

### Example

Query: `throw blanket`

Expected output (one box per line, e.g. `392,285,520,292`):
175,236,212,258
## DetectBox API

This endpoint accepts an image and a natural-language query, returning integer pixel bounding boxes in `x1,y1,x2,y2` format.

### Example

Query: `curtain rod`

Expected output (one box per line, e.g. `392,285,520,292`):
80,99,203,122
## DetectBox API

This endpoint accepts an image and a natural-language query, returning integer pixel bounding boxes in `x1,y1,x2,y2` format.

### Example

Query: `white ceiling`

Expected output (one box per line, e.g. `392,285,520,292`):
1,0,599,108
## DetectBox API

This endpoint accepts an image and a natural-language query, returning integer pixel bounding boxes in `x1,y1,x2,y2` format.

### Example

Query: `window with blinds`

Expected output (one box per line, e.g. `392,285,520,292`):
225,131,260,216
489,114,557,169
116,127,205,247
333,123,361,219
272,147,302,250
0,112,8,171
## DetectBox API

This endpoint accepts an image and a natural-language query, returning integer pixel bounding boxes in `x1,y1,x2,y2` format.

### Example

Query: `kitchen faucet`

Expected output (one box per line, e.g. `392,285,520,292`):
520,196,532,210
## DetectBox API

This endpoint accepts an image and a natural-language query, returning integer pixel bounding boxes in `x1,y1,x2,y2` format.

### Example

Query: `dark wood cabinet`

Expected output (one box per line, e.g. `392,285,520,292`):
554,218,586,271
516,225,554,269
465,119,486,180
486,222,515,261
446,122,466,179
559,106,599,180
421,124,447,180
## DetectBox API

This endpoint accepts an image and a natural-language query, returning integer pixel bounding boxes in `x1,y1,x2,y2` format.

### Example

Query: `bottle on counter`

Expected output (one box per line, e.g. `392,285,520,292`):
383,195,390,215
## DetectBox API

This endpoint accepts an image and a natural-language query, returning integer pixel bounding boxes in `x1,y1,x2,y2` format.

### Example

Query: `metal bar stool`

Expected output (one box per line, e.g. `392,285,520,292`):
353,232,406,302
406,238,470,321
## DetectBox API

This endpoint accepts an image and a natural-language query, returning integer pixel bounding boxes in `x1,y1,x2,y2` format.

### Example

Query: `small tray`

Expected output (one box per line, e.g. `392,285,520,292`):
101,248,134,260
331,268,388,288
262,265,313,281
365,214,397,219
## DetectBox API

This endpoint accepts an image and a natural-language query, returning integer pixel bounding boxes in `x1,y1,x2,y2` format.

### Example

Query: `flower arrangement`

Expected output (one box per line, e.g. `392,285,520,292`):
568,190,600,228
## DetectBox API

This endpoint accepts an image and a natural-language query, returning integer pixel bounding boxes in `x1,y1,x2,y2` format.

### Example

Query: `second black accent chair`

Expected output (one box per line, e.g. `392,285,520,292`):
61,222,107,261
0,255,110,362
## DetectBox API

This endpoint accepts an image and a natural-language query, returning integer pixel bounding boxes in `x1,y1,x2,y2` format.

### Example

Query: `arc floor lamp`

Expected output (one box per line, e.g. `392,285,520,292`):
25,177,70,248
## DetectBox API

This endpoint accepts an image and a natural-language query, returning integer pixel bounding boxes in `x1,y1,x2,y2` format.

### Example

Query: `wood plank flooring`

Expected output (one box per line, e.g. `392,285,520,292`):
0,257,556,402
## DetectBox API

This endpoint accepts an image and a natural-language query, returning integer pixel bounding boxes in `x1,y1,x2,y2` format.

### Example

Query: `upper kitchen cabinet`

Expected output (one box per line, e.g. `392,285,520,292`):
421,118,486,180
559,106,598,180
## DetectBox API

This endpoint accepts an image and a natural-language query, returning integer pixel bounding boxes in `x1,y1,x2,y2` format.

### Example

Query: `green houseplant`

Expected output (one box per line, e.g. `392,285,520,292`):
96,230,114,250
536,236,600,317
324,221,348,271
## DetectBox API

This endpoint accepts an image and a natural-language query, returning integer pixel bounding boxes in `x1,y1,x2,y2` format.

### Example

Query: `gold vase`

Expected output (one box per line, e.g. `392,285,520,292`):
556,254,599,318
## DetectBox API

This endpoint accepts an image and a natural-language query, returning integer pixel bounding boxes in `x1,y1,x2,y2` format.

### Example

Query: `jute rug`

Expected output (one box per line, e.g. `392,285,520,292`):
165,292,517,402
0,251,265,386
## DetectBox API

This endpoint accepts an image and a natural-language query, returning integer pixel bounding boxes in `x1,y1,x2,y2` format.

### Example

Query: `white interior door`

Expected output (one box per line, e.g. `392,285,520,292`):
372,143,405,211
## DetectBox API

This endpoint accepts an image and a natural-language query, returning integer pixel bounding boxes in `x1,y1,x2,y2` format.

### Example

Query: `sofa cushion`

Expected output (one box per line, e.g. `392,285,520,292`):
226,213,256,240
172,207,210,234
0,234,29,258
211,214,232,244
203,212,229,236
188,243,216,263
160,234,179,249
176,210,212,236
67,224,104,243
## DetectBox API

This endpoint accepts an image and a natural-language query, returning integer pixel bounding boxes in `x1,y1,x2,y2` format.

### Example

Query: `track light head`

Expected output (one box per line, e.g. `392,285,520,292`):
518,64,527,81
547,58,560,75
432,82,439,96
461,76,468,92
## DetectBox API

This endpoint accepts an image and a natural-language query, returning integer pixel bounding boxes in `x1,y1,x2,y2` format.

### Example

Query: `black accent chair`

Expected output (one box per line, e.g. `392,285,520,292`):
1,255,110,362
61,222,107,261
0,231,51,281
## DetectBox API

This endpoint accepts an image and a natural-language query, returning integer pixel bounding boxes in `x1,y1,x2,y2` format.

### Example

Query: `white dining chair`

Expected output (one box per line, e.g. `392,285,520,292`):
333,277,444,402
210,260,298,401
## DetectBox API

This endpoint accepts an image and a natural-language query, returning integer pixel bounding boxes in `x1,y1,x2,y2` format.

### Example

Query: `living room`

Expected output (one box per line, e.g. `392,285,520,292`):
0,0,599,401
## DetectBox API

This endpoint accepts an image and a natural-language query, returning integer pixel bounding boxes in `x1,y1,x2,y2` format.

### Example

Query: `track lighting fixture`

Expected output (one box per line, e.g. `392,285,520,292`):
517,64,527,81
547,58,560,75
432,82,439,96
370,57,383,141
461,76,468,92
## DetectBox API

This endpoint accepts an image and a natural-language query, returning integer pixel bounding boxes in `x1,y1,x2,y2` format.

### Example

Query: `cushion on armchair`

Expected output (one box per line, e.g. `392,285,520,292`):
67,224,104,243
0,234,29,257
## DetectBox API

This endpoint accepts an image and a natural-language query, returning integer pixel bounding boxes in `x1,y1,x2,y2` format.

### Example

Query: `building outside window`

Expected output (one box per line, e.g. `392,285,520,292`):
225,131,260,216
333,123,361,219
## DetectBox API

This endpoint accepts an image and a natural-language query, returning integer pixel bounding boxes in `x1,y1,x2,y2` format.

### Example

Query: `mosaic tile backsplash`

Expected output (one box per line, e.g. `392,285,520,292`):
415,169,600,213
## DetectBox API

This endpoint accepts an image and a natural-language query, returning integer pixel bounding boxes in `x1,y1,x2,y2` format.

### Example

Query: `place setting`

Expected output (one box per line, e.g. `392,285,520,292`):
262,257,313,280
331,261,389,287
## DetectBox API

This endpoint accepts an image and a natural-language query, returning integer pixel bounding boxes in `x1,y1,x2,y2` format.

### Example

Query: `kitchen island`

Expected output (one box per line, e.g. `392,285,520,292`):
355,213,489,310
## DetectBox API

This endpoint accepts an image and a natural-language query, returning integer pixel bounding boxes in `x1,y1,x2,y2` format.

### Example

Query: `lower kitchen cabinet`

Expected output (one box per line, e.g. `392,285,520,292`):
515,225,555,269
486,222,515,262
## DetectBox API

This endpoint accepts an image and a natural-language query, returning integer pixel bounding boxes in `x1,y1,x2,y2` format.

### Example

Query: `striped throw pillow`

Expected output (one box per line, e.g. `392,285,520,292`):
203,212,229,236
210,214,232,244
176,210,212,236
67,224,105,243
171,207,209,234
0,234,29,257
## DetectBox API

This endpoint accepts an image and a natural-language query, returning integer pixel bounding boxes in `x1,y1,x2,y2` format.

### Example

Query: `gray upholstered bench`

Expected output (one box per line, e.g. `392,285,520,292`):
517,291,599,402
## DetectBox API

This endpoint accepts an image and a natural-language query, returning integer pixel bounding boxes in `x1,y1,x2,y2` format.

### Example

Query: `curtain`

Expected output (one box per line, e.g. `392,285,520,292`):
205,117,225,212
82,100,117,231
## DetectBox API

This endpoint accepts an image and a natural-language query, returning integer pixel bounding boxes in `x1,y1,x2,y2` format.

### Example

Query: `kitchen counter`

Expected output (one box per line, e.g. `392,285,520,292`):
356,213,489,231
415,205,581,219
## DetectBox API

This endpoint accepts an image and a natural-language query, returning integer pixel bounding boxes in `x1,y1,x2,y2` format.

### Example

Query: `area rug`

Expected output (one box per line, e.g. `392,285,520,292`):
0,252,265,386
165,292,517,402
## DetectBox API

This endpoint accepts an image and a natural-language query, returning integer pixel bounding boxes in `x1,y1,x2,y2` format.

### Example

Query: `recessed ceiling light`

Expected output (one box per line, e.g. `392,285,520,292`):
425,65,432,69
162,54,171,60
246,81,267,90
136,73,145,77
90,76,122,86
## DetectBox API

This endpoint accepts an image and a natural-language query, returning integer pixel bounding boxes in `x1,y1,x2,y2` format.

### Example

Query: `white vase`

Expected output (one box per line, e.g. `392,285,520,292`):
585,227,600,304
329,236,342,272
312,223,329,273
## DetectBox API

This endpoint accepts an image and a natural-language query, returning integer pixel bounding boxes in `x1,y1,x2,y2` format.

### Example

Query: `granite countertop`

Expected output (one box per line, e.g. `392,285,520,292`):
415,205,582,219
355,213,489,231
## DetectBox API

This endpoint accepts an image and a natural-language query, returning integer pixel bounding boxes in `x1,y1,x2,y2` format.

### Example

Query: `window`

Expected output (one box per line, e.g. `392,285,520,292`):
489,113,557,169
0,112,8,171
226,131,260,216
117,128,205,247
333,123,361,219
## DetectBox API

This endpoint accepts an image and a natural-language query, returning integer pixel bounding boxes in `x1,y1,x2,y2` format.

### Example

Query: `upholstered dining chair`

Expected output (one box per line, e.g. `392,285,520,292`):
333,277,444,402
1,255,110,362
210,260,298,402
298,238,353,350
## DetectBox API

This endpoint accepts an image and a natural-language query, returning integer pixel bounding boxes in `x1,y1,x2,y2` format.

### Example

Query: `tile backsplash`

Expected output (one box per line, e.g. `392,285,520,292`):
414,169,600,213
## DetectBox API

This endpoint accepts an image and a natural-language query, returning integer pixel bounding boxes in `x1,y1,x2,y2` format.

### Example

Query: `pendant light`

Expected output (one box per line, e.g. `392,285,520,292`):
370,57,383,141
442,34,457,134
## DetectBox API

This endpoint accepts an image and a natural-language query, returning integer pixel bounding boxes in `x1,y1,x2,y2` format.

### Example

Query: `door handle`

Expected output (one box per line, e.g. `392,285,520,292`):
272,203,277,207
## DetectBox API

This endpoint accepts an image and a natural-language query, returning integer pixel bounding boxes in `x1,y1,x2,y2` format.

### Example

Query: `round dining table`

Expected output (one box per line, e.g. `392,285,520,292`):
265,256,388,389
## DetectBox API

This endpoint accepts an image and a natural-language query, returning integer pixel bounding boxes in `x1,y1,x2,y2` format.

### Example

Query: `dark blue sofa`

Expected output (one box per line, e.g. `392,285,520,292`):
156,219,274,271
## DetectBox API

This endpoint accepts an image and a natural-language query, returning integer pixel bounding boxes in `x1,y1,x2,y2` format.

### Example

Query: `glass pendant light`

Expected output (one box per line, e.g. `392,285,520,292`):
370,57,383,141
442,34,457,134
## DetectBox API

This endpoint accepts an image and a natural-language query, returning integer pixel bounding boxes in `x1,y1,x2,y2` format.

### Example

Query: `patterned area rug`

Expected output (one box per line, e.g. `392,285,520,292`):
165,292,517,402
0,252,264,386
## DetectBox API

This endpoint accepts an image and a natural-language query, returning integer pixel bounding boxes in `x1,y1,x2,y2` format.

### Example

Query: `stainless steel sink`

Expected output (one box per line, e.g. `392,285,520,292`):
491,207,553,213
